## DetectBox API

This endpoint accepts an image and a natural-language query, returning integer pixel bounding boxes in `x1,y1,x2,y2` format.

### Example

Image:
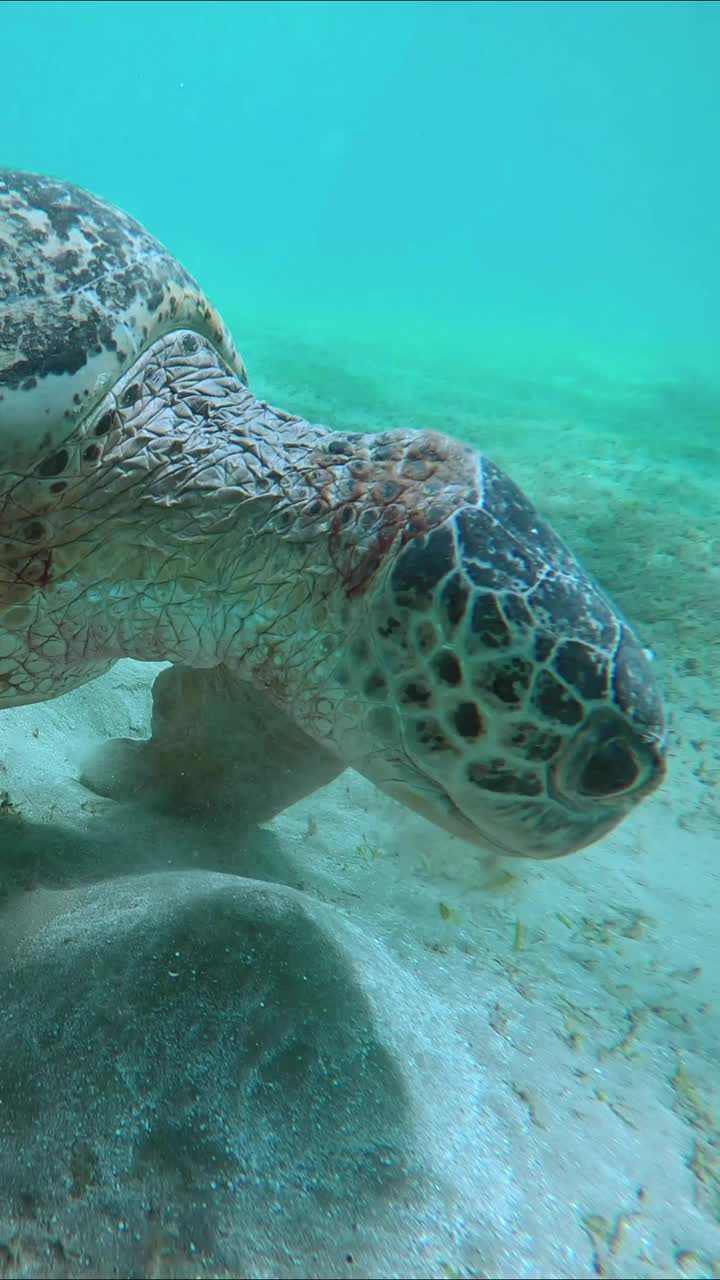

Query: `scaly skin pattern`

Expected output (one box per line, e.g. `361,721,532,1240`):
0,332,475,696
0,328,666,857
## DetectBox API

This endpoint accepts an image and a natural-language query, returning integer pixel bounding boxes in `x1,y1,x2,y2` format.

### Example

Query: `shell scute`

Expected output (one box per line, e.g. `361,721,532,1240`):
0,170,246,454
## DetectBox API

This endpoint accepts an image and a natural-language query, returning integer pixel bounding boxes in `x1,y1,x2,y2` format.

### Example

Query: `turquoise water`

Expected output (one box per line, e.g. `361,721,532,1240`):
1,5,720,1279
4,0,719,381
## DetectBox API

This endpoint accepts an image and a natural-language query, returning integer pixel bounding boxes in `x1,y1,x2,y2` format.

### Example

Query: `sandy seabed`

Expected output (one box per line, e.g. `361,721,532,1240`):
0,348,717,1280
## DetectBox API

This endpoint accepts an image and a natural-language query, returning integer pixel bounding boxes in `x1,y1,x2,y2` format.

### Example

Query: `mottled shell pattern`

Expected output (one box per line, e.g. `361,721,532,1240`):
0,169,246,459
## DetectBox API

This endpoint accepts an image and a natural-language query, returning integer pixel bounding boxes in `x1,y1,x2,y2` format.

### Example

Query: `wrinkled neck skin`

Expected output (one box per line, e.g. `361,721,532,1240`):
0,330,477,753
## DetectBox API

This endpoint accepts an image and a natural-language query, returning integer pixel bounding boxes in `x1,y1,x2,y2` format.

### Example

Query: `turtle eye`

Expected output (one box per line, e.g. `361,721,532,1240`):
578,737,639,797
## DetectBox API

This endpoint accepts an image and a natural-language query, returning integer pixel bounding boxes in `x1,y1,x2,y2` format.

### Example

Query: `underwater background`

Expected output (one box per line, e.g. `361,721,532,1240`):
1,2,719,1278
4,0,719,378
5,0,716,671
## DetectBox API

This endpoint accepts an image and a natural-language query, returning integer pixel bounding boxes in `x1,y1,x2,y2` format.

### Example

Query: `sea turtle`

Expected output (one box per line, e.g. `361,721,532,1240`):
0,170,666,858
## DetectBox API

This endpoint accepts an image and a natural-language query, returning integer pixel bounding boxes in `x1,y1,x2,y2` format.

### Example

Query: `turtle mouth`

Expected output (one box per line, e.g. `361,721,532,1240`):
401,761,526,856
438,792,517,853
370,759,511,853
412,746,662,860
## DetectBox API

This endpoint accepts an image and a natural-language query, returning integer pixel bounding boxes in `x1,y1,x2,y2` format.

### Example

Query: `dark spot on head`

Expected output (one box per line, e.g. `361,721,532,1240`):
503,593,534,629
377,615,401,640
472,657,532,706
532,670,584,726
391,526,454,609
327,437,350,455
182,334,198,354
412,718,451,752
467,760,542,795
49,480,67,493
83,443,101,463
470,593,510,648
432,649,462,686
507,722,563,761
441,572,469,626
400,680,431,707
553,640,607,701
465,562,499,589
24,521,45,543
415,620,437,654
37,448,68,478
453,701,483,740
383,480,401,501
364,671,387,699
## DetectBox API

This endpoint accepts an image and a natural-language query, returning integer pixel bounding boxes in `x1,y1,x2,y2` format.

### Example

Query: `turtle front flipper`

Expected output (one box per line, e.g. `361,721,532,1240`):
81,664,344,822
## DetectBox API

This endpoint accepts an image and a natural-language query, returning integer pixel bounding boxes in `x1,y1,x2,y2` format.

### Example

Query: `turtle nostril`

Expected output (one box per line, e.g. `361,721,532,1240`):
578,737,639,798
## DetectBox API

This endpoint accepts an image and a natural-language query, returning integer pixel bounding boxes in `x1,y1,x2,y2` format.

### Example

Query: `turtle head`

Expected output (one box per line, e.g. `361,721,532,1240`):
354,454,666,858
